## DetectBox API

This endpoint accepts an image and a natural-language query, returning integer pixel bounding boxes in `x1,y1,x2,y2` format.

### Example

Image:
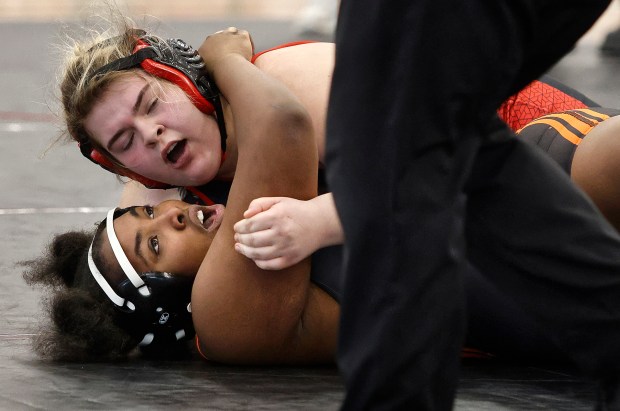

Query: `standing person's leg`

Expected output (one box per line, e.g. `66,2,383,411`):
326,0,611,409
465,122,620,402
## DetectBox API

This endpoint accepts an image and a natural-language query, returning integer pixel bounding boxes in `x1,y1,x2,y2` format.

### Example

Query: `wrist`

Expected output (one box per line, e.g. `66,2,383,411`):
208,53,247,79
312,194,344,248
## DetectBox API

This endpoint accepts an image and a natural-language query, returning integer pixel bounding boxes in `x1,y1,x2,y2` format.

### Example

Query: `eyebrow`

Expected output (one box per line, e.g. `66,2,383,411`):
105,83,150,151
129,207,149,267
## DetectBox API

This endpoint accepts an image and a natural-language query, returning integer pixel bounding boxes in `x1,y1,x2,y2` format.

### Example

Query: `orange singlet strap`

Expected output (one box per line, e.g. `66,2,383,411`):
517,109,610,145
578,108,611,122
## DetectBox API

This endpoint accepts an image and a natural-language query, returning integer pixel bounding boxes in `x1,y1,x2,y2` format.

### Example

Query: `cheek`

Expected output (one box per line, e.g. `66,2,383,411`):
170,238,209,276
184,109,218,140
121,149,160,171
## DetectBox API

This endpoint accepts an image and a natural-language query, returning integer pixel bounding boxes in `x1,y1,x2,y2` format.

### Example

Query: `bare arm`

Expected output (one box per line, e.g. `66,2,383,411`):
191,29,338,364
229,43,341,270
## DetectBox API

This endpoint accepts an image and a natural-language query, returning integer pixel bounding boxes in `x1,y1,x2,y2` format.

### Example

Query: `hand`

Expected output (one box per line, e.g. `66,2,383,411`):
234,197,326,270
198,27,254,77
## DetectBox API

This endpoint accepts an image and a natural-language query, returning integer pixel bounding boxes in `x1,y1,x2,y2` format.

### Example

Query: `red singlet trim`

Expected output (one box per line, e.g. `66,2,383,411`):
251,41,316,63
195,335,210,360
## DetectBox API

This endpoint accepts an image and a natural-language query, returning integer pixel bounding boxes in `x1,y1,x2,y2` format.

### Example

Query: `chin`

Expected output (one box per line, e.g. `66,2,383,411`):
189,169,219,186
187,177,211,186
167,173,206,187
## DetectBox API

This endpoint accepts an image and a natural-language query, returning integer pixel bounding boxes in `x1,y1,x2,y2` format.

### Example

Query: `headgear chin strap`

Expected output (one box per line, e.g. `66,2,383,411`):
79,34,228,189
87,208,195,349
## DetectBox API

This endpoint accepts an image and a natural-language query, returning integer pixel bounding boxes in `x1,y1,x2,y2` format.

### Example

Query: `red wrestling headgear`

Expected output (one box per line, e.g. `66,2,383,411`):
79,33,227,189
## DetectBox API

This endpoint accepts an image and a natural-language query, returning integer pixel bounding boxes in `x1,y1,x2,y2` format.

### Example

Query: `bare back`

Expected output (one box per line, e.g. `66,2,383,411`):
253,42,335,164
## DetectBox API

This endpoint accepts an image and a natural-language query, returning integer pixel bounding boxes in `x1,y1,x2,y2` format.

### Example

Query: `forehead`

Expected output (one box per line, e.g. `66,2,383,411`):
101,75,148,107
112,209,151,273
83,75,147,133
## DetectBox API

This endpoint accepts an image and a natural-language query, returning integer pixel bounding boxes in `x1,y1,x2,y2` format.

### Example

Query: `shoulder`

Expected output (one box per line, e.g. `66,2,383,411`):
253,42,335,74
253,41,334,62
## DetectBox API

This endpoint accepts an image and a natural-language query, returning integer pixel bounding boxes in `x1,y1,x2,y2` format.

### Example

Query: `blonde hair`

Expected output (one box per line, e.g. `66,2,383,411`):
60,20,131,142
57,16,168,165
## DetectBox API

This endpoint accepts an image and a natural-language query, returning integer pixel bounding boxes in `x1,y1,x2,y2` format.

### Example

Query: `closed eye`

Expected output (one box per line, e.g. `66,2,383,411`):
121,132,135,151
147,97,159,114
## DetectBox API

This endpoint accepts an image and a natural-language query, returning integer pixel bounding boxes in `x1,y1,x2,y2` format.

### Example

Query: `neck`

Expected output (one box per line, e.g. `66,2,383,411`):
214,100,237,181
216,145,237,181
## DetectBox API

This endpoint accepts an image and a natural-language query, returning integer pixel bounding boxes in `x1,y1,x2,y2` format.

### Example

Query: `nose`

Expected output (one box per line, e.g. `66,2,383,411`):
156,206,186,230
140,122,165,149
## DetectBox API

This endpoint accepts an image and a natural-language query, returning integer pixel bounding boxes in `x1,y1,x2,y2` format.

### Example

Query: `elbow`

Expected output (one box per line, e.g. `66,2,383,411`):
267,101,316,153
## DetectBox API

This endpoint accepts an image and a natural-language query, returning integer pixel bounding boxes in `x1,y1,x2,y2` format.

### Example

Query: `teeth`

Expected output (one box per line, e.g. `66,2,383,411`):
197,210,204,224
167,142,178,156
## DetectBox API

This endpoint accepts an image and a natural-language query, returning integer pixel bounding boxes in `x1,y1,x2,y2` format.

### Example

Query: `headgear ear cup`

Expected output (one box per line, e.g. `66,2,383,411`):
137,37,229,154
134,40,216,115
113,272,195,348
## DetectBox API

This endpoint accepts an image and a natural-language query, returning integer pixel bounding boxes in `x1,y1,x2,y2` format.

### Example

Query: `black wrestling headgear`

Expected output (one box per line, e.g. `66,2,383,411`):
87,209,195,351
79,32,227,189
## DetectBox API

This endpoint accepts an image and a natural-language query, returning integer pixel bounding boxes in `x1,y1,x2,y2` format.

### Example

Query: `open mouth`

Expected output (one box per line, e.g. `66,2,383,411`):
165,139,187,164
193,204,224,232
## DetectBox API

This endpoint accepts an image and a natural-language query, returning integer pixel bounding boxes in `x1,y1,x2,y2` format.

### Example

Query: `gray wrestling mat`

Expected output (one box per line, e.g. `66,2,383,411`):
0,20,616,410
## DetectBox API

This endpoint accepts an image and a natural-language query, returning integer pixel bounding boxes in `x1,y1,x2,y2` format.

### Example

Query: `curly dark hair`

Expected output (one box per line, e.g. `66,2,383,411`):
23,212,196,362
22,226,140,361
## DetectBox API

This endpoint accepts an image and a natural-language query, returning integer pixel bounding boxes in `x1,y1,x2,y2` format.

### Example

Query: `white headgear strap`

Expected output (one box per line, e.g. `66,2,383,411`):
87,208,150,310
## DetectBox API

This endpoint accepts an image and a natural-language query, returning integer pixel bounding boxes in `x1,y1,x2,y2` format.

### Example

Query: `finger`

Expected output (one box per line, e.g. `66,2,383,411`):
234,216,274,234
243,197,284,218
234,230,278,248
235,242,281,261
248,33,255,54
254,257,293,271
